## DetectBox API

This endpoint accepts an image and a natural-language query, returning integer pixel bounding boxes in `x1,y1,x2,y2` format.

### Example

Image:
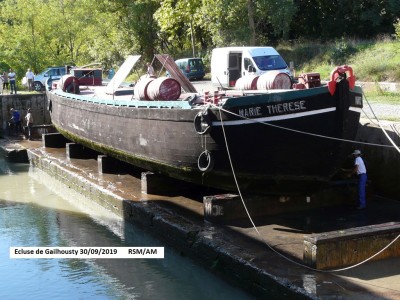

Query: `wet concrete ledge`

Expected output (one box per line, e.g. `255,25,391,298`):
25,145,311,299
2,134,400,299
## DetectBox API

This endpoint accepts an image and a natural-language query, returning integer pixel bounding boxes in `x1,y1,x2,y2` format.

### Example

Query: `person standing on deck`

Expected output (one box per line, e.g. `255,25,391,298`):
146,63,155,77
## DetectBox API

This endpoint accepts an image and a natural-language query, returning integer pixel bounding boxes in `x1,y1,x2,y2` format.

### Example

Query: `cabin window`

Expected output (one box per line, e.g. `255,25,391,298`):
253,55,287,71
244,58,255,72
82,70,94,77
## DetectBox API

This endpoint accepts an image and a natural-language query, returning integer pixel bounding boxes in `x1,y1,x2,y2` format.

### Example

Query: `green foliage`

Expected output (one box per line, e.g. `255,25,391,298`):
264,0,296,39
328,39,358,65
292,0,400,40
199,0,251,46
395,18,400,39
282,38,400,82
0,0,399,82
0,0,125,79
154,0,203,56
364,89,400,105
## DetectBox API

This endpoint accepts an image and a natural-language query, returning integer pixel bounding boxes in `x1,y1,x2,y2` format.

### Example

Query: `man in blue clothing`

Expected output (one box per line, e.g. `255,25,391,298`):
9,108,22,135
352,149,367,209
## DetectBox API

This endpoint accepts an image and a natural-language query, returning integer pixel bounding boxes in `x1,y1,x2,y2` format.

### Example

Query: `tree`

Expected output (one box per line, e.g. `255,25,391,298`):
263,0,297,40
292,0,400,39
110,0,160,66
395,18,400,39
1,0,399,79
0,0,122,77
0,0,49,74
155,0,208,57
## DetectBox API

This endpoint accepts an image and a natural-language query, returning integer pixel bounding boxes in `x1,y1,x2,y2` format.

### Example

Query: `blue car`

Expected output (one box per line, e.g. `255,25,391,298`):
167,58,205,80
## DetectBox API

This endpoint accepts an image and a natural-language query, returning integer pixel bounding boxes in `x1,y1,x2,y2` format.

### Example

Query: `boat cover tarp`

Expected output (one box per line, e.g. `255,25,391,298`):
105,55,141,94
155,54,197,93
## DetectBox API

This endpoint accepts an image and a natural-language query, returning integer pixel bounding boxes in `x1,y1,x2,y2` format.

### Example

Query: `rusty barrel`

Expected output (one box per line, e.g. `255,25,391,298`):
60,74,80,94
134,77,154,100
257,71,292,90
147,77,181,101
235,75,259,90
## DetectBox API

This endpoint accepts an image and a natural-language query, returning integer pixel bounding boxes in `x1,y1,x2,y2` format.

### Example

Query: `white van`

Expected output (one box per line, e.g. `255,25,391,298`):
211,46,292,88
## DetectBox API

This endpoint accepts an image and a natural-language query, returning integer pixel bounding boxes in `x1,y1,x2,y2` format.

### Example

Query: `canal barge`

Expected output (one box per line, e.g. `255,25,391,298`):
46,55,363,195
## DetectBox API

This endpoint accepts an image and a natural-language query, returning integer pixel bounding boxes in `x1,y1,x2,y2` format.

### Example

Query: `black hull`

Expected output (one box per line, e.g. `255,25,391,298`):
47,80,362,195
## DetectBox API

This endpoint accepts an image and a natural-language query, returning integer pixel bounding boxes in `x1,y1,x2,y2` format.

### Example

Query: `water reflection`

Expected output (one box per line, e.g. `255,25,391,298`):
0,158,253,300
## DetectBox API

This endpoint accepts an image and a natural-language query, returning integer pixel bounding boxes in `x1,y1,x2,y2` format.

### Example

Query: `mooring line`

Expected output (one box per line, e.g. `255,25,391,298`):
215,104,400,274
362,91,400,154
212,104,397,149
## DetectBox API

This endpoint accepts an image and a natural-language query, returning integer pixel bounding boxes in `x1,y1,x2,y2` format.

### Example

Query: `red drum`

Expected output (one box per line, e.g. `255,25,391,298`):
60,75,80,94
257,71,292,90
147,77,181,101
134,77,154,100
235,75,259,90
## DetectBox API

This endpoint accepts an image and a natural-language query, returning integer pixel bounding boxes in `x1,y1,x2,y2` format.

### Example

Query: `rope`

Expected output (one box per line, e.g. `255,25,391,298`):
362,90,400,154
213,105,396,149
391,124,400,139
213,103,400,274
361,107,379,125
217,108,261,235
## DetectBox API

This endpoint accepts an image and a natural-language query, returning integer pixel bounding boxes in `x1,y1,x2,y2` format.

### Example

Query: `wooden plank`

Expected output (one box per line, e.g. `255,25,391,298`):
105,55,141,94
155,54,197,93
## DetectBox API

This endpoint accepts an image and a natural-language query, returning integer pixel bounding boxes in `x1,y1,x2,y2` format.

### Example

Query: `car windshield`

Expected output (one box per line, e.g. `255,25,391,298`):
189,59,203,68
252,55,287,71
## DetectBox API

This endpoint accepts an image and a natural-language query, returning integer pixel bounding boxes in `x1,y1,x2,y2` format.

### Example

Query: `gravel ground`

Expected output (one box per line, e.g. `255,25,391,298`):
362,102,400,123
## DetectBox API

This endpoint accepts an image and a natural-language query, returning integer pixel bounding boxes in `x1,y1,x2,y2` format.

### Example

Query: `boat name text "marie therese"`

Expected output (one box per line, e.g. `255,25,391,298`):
238,100,307,118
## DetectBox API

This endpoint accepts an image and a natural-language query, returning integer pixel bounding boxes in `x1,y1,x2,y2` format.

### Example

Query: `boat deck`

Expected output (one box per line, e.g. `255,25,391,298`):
55,81,302,108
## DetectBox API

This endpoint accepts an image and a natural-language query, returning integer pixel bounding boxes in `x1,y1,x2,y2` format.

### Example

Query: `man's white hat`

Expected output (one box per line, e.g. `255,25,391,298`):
352,150,361,155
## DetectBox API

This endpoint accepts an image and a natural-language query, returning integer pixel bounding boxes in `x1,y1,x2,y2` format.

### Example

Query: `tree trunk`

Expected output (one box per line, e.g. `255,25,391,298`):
247,0,256,45
190,21,195,57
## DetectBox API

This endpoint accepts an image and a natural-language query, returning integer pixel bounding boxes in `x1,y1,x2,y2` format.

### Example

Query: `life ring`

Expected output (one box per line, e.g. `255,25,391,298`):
194,110,212,134
197,150,214,173
327,65,356,95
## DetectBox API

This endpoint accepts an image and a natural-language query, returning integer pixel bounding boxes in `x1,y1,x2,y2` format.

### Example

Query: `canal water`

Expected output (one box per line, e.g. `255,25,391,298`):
0,157,254,300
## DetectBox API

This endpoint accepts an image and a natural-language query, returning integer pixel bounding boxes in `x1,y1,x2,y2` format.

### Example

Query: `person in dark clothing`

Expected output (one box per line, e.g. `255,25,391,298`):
10,108,22,135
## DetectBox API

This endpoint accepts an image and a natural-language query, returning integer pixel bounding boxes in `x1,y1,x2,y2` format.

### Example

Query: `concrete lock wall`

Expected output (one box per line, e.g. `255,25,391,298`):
0,94,51,136
356,121,400,199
